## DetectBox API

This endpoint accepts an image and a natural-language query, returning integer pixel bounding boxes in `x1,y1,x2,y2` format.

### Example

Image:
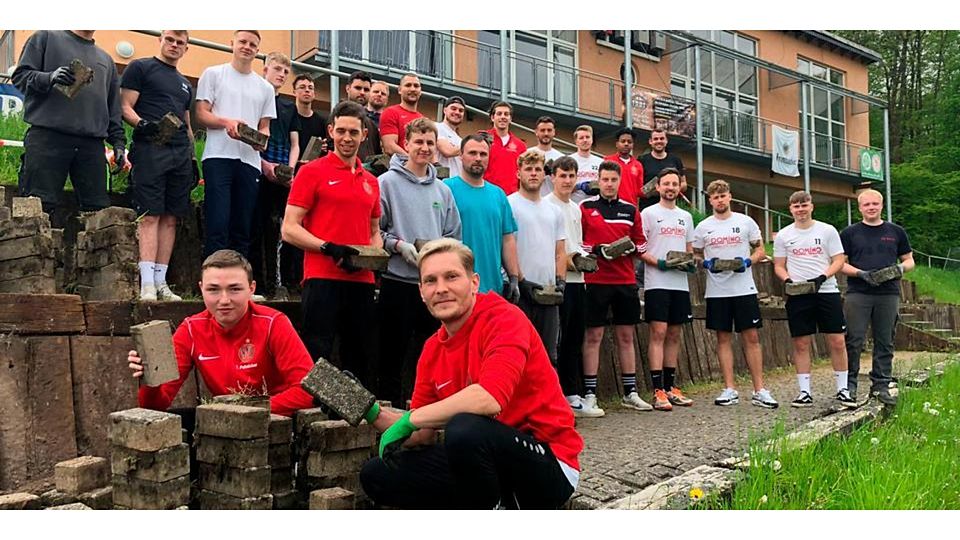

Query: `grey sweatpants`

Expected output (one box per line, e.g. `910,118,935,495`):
844,292,900,397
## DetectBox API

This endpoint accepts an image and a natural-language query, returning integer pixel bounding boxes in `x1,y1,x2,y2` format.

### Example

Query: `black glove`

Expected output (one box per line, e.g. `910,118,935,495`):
555,277,566,295
518,278,543,300
111,148,126,174
51,65,76,87
190,158,201,189
857,269,881,287
807,274,827,292
321,242,360,272
503,275,520,304
134,119,161,140
784,278,793,284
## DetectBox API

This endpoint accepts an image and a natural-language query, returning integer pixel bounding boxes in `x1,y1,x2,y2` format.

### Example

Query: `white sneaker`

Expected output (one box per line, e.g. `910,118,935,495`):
751,388,779,409
155,283,182,302
622,391,653,412
714,387,739,406
576,394,606,418
140,284,158,302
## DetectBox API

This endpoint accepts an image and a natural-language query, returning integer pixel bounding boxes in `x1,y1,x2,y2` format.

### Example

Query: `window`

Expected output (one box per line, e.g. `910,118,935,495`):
669,31,759,148
798,58,847,168
478,30,577,108
317,31,453,80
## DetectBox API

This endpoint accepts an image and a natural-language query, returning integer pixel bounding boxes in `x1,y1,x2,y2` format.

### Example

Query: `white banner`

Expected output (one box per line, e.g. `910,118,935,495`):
772,125,800,177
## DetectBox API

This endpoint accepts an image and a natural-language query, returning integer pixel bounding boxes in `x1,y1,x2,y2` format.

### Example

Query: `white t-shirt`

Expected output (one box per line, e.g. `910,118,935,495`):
693,212,761,298
435,121,463,179
773,220,844,294
197,63,277,171
508,193,566,287
529,147,565,197
544,193,585,284
640,203,694,291
568,152,603,204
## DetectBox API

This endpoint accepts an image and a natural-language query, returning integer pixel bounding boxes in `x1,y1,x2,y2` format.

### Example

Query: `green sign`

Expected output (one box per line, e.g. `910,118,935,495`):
860,149,884,180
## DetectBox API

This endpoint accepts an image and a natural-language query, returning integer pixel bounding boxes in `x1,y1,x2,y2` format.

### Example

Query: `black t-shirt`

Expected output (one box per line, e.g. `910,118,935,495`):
261,96,301,165
638,152,685,208
295,110,327,162
840,221,912,295
120,57,193,145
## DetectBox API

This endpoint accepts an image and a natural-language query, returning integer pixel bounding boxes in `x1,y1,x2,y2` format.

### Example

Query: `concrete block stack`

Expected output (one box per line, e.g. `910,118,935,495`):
302,419,376,506
292,407,329,504
108,408,190,509
0,195,62,294
53,456,113,510
268,414,297,509
195,403,274,510
309,487,355,510
75,206,139,301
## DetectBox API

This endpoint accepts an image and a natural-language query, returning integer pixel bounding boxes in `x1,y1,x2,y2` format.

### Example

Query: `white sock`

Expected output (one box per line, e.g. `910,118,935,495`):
797,374,812,394
139,262,155,289
154,263,169,286
834,371,848,392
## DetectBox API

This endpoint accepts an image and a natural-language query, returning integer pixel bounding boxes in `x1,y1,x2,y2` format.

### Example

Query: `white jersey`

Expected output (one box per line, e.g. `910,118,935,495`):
530,147,564,197
508,193,566,287
196,63,276,171
773,220,844,294
435,121,463,179
569,153,603,204
693,212,761,298
544,193,586,284
641,203,694,291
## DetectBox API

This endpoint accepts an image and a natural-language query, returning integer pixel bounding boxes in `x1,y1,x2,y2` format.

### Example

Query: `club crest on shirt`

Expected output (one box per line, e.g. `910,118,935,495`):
507,142,517,152
238,340,256,363
363,180,374,195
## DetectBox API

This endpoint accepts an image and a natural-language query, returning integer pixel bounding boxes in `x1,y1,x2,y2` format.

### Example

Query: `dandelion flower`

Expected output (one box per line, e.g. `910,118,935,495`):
923,402,931,410
689,487,704,501
871,437,880,445
759,495,768,505
929,409,940,416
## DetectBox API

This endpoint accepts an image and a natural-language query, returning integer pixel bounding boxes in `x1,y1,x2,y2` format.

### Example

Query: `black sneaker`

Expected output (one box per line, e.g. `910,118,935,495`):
836,389,858,409
791,391,814,408
871,388,898,407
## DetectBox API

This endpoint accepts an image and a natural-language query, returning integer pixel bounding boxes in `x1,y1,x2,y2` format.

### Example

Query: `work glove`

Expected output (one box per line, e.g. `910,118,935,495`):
592,242,634,261
396,240,419,266
191,158,201,189
555,277,566,295
572,253,598,273
50,65,76,87
702,257,722,274
518,278,543,300
895,263,906,277
734,256,752,273
111,148,126,175
134,119,160,140
657,259,669,271
503,275,520,304
679,260,698,274
807,274,828,292
321,242,360,272
857,270,881,287
363,402,381,425
378,410,419,459
575,180,599,196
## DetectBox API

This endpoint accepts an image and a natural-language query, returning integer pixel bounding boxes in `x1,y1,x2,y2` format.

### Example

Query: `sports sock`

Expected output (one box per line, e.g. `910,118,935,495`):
154,263,169,286
650,370,664,392
797,373,812,395
834,371,849,392
664,366,676,390
139,261,155,289
622,373,637,395
583,376,598,396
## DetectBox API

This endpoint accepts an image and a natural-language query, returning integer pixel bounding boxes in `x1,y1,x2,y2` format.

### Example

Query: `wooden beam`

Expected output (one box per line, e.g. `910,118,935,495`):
0,293,85,335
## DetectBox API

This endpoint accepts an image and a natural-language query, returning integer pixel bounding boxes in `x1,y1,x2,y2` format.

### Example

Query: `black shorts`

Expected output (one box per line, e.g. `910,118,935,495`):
706,294,762,333
643,288,693,325
129,141,194,218
785,293,846,337
585,284,641,327
18,126,109,213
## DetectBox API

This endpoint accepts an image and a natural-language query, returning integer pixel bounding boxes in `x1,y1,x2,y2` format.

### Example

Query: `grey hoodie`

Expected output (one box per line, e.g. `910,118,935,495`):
379,154,462,284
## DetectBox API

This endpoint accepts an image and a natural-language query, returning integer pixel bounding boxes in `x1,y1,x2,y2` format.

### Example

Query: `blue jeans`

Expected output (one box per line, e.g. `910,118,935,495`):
201,158,260,257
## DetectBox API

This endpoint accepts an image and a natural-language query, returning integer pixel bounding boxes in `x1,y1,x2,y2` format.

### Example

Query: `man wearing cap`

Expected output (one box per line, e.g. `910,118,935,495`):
436,96,465,179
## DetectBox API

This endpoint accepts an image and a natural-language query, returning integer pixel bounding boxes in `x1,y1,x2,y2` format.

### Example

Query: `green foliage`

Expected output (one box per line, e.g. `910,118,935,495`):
903,266,960,305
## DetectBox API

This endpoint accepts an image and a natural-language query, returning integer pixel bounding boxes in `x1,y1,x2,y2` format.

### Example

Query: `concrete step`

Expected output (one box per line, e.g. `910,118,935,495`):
905,320,934,327
929,328,955,337
898,313,918,322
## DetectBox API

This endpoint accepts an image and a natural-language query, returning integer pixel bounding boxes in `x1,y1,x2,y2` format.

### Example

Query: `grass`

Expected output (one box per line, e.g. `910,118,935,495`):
903,265,960,305
704,356,960,509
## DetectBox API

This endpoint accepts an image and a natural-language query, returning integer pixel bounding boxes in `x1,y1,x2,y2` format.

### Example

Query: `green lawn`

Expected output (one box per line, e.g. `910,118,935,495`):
904,265,960,305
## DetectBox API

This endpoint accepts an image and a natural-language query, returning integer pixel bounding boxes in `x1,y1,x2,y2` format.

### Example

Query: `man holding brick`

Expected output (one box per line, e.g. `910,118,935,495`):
360,238,582,509
127,249,315,417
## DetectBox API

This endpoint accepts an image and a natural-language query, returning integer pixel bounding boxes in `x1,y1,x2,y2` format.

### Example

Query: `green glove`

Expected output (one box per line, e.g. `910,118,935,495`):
378,410,419,458
363,402,381,424
657,259,669,271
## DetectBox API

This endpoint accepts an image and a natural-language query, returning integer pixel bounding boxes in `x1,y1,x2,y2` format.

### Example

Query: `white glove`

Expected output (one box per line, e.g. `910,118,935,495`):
397,241,419,266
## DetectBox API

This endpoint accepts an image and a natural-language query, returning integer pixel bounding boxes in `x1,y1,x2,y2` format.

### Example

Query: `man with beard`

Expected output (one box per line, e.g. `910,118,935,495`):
380,73,424,157
529,116,565,196
638,129,687,210
366,80,389,126
435,96,466,179
483,101,527,195
343,70,381,161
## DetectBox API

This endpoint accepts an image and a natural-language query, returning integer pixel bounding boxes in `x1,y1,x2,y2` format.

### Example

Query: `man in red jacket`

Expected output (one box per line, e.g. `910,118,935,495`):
483,100,527,195
359,238,583,509
127,249,315,417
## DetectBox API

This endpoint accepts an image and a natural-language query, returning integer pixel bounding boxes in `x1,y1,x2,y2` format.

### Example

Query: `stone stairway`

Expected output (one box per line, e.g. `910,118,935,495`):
896,308,960,352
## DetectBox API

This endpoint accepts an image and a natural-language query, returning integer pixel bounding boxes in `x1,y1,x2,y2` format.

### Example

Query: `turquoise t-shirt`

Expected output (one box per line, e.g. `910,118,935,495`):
444,176,518,294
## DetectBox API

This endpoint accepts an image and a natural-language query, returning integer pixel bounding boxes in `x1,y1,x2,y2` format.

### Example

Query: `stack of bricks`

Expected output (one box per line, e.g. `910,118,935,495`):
75,206,139,301
292,407,330,507
302,419,377,509
195,402,277,509
0,192,63,294
108,408,190,509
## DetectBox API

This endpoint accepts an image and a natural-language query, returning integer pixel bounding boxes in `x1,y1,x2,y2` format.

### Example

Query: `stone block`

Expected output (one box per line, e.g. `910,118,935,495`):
40,489,78,508
269,443,292,469
870,264,902,284
272,490,299,510
275,164,294,183
212,393,271,411
309,487,354,510
294,407,329,435
80,207,137,232
0,235,53,261
303,472,362,495
0,275,56,294
0,215,51,242
198,490,273,510
300,357,376,426
785,281,816,296
198,463,272,498
0,206,9,221
111,474,190,509
572,253,598,273
195,403,270,440
603,236,635,259
154,113,184,145
69,337,139,457
301,136,326,162
76,225,137,251
54,59,94,99
712,258,745,272
108,408,182,452
75,280,138,302
271,467,293,492
604,465,739,510
46,503,92,510
55,456,109,495
664,250,694,268
77,486,113,510
532,285,563,305
238,123,268,149
11,197,43,218
75,243,137,269
344,245,390,272
130,320,179,387
110,443,189,483
306,447,372,478
0,255,55,279
0,492,42,510
195,436,269,468
303,420,377,453
268,414,293,444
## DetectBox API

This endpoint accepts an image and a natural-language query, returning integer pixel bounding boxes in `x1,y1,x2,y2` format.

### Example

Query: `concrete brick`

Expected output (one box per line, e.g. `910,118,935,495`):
111,474,190,509
0,215,51,242
75,243,137,269
11,197,43,218
269,414,293,444
77,486,113,510
69,337,139,458
306,447,373,478
196,403,270,440
75,280,138,302
0,235,53,261
272,490,299,510
269,443,292,468
196,436,269,468
302,472,362,495
275,164,294,183
55,456,109,495
198,463,272,498
0,492,42,510
108,408,182,452
303,420,377,452
0,255,55,278
54,59,93,99
309,487,354,510
271,467,293,492
39,489,78,507
110,443,189,483
130,320,179,387
0,275,56,294
294,407,329,435
0,206,9,221
80,207,137,232
46,503,92,510
300,357,377,426
76,225,137,251
345,245,389,272
238,123,268,148
212,393,271,410
198,490,273,510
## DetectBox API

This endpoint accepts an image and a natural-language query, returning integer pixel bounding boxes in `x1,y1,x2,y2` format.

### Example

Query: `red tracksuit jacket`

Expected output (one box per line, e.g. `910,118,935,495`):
580,195,648,285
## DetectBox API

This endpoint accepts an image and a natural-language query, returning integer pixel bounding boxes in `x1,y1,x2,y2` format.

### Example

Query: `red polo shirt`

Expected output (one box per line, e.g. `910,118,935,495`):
287,152,381,284
379,104,423,150
604,152,644,206
484,128,527,195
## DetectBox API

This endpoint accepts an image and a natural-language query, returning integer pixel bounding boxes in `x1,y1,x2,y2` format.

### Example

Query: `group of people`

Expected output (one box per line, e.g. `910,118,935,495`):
15,30,914,509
